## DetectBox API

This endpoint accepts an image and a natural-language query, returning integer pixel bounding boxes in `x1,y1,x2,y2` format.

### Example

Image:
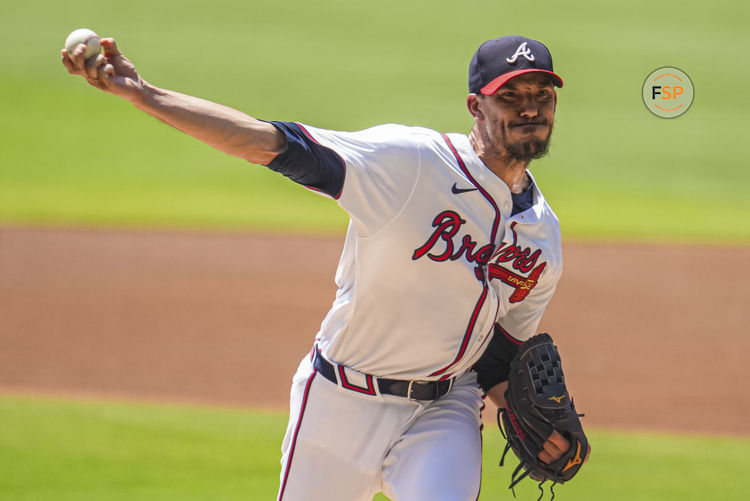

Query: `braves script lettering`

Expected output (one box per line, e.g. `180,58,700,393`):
413,213,547,304
492,221,541,273
412,210,494,265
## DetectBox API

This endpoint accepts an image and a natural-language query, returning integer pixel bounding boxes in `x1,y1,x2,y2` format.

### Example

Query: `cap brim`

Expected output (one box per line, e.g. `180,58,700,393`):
480,69,563,95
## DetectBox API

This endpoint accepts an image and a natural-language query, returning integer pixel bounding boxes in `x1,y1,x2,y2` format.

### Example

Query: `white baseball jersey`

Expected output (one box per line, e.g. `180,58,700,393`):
268,121,563,501
285,122,562,380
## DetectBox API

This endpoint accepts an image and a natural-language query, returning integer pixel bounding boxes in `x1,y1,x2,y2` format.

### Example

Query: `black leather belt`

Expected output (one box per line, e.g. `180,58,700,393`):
312,349,453,401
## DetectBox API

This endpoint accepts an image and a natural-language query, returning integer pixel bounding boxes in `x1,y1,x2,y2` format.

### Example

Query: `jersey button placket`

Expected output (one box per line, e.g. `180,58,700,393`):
502,201,512,215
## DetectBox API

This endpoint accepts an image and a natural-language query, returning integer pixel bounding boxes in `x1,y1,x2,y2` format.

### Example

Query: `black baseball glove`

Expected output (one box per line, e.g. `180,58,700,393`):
497,333,588,497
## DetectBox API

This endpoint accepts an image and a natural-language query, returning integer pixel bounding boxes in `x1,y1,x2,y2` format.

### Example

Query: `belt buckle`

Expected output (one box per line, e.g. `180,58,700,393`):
407,380,420,401
407,380,434,401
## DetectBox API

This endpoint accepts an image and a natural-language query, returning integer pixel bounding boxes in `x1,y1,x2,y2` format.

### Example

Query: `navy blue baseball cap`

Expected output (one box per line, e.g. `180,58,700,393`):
469,36,563,95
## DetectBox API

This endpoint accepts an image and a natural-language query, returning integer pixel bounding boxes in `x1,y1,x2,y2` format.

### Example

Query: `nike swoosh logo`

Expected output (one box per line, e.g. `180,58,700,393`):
451,183,478,194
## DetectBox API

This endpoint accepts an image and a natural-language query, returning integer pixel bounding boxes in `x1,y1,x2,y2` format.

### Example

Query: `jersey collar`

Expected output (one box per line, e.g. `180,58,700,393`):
447,133,548,222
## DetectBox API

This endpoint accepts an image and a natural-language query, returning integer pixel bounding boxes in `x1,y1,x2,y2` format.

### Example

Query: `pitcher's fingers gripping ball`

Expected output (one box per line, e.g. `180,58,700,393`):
62,33,137,97
62,28,108,85
498,333,590,497
64,28,101,60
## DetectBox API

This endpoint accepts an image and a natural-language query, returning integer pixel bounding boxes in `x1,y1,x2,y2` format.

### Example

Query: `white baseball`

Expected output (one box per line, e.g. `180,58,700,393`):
65,28,101,60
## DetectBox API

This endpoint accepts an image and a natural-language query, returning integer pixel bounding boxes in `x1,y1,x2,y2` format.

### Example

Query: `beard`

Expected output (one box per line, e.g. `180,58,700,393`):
500,123,553,163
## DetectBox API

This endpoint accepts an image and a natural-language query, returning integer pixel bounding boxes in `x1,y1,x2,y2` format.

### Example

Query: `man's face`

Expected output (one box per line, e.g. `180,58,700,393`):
473,73,557,163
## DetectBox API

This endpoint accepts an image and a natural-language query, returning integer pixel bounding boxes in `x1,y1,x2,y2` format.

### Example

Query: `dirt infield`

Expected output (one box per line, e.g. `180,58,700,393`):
1,227,748,435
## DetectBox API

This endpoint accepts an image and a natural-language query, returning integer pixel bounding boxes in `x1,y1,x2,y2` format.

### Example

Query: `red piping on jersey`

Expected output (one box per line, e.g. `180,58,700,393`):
428,134,503,378
278,369,317,500
295,122,345,200
440,133,502,243
496,322,523,346
429,285,489,378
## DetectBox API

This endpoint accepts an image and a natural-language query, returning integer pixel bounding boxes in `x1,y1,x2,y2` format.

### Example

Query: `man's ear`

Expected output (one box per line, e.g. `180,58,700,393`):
466,93,483,120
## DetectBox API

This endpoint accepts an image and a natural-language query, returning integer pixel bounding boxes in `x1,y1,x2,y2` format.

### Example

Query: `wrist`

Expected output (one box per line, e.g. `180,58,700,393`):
129,80,158,107
487,381,509,408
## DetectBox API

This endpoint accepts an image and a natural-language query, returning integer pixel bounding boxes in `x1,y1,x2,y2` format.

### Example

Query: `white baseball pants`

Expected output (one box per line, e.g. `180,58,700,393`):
277,354,485,501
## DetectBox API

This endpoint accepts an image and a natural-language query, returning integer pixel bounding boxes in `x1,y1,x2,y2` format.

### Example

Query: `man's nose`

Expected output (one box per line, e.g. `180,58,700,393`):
519,97,539,118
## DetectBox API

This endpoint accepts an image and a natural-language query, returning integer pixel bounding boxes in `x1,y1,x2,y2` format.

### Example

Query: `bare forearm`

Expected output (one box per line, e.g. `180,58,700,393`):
63,38,285,165
487,381,508,408
134,83,284,165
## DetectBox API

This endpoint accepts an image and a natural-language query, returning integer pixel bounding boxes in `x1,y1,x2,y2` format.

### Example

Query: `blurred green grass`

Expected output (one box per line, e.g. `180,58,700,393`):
1,0,749,241
1,394,748,500
0,394,284,500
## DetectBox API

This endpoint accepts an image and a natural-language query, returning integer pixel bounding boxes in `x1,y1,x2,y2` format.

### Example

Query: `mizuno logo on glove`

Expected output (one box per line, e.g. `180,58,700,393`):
562,442,583,473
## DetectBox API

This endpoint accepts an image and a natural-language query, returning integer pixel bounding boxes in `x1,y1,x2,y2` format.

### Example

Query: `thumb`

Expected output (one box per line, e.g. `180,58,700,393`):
101,38,122,58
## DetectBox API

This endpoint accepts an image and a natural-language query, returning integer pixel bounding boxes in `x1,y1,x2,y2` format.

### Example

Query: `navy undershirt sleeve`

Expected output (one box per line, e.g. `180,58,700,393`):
265,121,346,199
473,324,522,392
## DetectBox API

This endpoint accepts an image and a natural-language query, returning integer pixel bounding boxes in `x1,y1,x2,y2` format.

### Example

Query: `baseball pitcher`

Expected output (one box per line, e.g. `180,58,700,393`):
63,34,590,500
